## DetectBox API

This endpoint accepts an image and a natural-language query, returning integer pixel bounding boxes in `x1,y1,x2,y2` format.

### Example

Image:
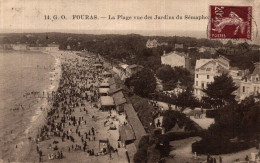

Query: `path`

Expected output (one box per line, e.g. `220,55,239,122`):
166,137,259,163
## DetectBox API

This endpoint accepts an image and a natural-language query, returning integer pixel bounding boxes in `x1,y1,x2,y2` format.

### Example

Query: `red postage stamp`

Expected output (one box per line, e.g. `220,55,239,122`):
209,6,252,40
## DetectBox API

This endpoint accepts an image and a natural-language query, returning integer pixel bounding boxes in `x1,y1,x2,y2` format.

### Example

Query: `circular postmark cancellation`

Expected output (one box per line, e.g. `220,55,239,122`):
206,5,258,55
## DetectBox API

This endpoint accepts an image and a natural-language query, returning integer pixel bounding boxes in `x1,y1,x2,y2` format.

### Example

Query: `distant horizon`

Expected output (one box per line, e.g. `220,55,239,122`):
0,29,207,38
1,30,259,45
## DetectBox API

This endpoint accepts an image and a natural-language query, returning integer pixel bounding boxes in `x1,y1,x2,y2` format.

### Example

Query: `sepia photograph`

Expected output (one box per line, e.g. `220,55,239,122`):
0,0,260,162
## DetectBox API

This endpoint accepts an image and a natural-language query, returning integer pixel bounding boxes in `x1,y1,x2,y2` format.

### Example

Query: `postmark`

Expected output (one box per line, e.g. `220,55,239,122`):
209,6,252,40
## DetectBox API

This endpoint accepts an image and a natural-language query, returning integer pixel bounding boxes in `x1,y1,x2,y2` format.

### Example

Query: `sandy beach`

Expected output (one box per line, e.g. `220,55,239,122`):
10,50,130,163
17,50,62,162
0,50,61,162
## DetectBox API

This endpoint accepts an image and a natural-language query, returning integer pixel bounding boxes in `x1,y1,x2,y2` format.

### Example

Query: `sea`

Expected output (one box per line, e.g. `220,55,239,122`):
0,50,59,161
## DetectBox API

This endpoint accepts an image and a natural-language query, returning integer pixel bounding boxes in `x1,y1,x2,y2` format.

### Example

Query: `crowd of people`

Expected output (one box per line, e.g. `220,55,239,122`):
31,52,120,162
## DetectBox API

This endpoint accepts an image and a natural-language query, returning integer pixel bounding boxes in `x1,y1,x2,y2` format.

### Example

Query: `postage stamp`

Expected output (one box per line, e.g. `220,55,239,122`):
209,6,252,40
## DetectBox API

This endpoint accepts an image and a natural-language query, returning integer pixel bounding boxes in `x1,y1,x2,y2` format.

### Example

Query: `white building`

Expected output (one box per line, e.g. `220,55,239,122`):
239,62,260,100
146,39,168,48
194,55,259,101
146,39,159,48
112,64,128,81
12,44,29,51
199,46,216,54
161,51,191,70
112,63,143,81
194,56,230,99
125,64,144,78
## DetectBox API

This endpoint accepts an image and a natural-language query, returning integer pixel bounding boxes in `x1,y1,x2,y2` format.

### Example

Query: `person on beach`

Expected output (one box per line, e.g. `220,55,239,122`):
30,53,121,161
219,156,222,163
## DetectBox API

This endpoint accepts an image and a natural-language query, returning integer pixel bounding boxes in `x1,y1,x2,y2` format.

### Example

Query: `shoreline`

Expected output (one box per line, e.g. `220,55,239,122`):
21,50,129,162
19,51,62,161
8,49,62,162
2,50,130,162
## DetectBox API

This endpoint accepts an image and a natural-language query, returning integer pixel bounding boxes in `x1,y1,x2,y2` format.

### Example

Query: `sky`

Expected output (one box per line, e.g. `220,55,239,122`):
0,0,259,44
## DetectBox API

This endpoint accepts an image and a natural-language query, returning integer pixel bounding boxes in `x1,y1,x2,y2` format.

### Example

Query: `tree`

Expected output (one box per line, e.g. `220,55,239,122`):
162,110,199,132
174,89,200,112
2,37,11,44
128,68,156,98
156,65,193,90
163,80,177,91
162,110,178,132
202,73,238,109
156,65,175,82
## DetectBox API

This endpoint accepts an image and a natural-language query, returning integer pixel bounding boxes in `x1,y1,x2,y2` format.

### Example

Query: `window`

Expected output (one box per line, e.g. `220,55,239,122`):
202,82,205,89
196,74,198,78
256,78,259,81
196,81,198,86
243,86,245,93
207,75,210,79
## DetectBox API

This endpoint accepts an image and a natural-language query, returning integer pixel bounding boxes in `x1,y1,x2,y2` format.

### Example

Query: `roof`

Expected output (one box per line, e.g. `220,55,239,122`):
108,78,116,85
162,51,187,57
94,63,102,67
195,59,213,69
230,67,240,70
100,96,114,106
109,87,124,95
112,91,126,105
147,39,158,44
217,66,229,74
103,71,112,75
115,97,127,106
119,124,135,142
111,91,124,99
218,55,230,62
120,64,129,69
252,63,260,76
110,83,117,90
124,104,146,147
99,88,110,94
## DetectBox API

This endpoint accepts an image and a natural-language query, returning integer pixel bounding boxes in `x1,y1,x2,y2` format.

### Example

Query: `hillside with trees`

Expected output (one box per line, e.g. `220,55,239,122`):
1,33,259,71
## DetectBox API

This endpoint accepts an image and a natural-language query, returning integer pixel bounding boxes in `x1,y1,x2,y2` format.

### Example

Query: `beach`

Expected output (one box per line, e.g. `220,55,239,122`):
22,50,129,162
0,49,61,162
1,49,131,162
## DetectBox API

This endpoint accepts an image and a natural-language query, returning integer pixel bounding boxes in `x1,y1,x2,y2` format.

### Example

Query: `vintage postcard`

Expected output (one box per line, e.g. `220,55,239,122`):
0,0,259,162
